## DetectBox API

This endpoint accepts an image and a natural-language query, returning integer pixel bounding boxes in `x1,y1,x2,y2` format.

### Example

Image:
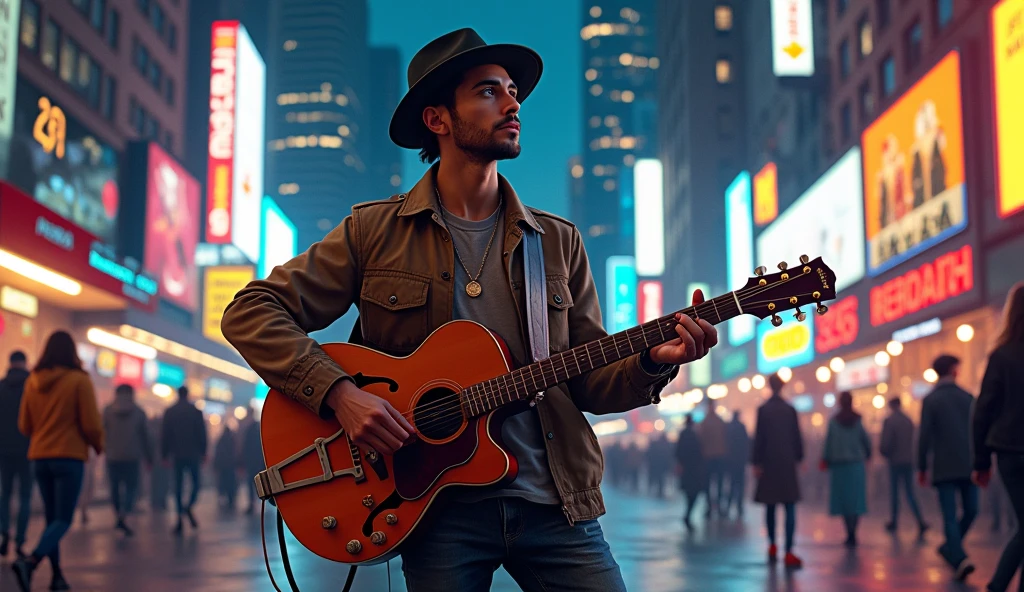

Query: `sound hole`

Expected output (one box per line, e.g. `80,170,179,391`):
413,387,465,441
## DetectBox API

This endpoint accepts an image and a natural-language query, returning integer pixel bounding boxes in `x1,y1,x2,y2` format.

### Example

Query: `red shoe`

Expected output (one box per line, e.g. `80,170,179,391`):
768,544,778,562
784,552,803,569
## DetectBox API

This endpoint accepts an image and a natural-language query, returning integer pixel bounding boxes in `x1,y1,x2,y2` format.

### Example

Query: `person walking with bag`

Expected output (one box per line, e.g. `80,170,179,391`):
822,391,871,547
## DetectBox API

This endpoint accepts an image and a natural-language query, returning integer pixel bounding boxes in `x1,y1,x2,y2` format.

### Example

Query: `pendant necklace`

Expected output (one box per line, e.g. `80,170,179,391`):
436,186,503,298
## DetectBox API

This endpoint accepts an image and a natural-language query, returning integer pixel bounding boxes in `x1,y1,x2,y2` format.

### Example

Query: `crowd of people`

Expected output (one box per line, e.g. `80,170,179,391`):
0,329,263,592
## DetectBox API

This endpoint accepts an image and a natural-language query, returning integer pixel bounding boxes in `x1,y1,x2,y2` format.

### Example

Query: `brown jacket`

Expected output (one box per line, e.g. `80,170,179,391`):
19,367,105,461
221,164,676,523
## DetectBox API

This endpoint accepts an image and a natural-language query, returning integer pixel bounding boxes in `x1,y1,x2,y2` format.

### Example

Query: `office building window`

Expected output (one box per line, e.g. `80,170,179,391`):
130,99,144,134
859,81,874,122
106,9,120,48
42,19,59,70
936,0,953,31
837,0,848,16
137,0,149,13
84,58,101,109
58,35,79,85
168,23,177,51
148,60,162,90
715,58,732,83
904,20,923,71
150,3,165,36
134,39,149,75
841,101,852,143
715,5,733,31
717,105,735,139
163,131,174,152
877,0,891,30
145,115,160,140
859,16,873,57
20,1,40,52
102,76,116,121
839,39,851,80
70,0,89,15
880,54,896,96
165,78,174,106
90,0,106,31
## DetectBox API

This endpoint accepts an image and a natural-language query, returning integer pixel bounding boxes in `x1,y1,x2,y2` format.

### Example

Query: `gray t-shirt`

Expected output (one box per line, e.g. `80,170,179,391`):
441,204,560,505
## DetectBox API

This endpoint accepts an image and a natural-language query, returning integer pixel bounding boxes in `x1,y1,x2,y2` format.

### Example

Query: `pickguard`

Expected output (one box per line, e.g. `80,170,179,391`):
392,422,479,500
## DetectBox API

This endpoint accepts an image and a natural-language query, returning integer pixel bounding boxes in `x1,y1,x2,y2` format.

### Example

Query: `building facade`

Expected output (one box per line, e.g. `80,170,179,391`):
367,46,403,200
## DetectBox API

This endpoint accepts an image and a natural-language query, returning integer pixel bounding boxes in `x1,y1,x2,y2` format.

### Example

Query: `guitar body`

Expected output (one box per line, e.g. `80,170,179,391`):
260,320,521,565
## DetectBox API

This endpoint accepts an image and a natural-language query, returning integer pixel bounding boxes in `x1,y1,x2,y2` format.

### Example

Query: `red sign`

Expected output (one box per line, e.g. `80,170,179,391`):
145,143,200,311
870,245,973,326
815,295,859,354
115,354,144,388
637,280,663,323
206,21,238,243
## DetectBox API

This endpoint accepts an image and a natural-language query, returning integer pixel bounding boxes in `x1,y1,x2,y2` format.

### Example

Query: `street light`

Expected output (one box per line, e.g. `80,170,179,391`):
875,351,891,367
956,324,975,342
829,357,845,373
872,395,886,409
777,367,793,383
737,377,752,393
923,368,939,383
815,366,831,383
751,374,766,390
886,340,904,356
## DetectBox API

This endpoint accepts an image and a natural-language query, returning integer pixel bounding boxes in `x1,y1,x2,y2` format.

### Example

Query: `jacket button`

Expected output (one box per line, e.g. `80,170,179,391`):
441,271,451,281
553,295,563,305
389,295,398,305
303,385,314,396
546,432,554,440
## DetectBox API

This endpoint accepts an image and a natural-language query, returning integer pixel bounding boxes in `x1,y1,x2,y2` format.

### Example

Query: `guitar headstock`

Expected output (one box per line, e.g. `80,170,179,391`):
736,255,837,327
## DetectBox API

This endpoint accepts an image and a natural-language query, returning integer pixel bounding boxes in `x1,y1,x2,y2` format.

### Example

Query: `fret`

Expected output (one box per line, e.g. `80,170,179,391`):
711,298,722,323
488,378,498,410
510,371,524,401
528,365,541,393
467,385,477,416
557,353,570,383
498,376,509,405
570,348,582,375
541,358,555,390
599,338,608,365
638,326,649,349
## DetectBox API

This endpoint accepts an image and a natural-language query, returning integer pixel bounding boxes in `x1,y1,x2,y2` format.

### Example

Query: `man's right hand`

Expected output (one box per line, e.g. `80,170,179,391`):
326,379,416,455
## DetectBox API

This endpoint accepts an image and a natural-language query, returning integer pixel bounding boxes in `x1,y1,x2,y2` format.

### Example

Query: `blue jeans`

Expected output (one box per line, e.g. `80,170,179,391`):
107,460,141,517
889,464,924,526
935,479,978,568
989,453,1024,592
173,459,201,513
400,497,625,592
765,503,796,552
32,459,84,564
0,456,33,545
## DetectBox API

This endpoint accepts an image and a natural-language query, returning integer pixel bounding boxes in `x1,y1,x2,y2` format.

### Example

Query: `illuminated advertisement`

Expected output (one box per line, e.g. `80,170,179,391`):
869,244,973,326
144,143,200,311
686,282,711,387
725,172,755,345
206,22,265,263
143,360,186,388
771,0,815,76
0,0,21,176
835,355,890,391
719,350,750,380
757,319,815,374
993,0,1024,218
754,163,779,226
605,256,637,334
815,295,859,354
6,77,120,246
637,280,663,323
203,265,255,345
758,148,866,292
633,158,665,276
862,51,967,276
258,196,298,279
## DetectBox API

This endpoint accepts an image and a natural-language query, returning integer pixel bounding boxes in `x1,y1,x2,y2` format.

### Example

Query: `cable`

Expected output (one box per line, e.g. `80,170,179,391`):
262,499,359,592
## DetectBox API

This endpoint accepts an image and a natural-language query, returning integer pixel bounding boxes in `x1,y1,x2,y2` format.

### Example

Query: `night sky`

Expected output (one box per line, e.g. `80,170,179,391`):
368,0,582,217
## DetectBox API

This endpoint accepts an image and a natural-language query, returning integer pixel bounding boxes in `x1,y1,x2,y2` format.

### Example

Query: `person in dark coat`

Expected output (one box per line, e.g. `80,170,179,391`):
674,414,707,530
102,384,152,536
972,282,1024,592
880,396,928,536
726,410,750,518
919,354,978,581
240,413,264,514
646,431,673,499
822,391,871,547
0,351,32,559
213,426,238,509
161,386,208,535
752,373,804,569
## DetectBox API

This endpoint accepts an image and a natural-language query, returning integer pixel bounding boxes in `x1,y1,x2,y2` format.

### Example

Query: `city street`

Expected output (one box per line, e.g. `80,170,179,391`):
0,485,1013,592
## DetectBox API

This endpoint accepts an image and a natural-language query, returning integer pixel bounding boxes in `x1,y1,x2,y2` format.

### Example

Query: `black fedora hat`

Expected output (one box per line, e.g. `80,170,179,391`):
389,28,543,149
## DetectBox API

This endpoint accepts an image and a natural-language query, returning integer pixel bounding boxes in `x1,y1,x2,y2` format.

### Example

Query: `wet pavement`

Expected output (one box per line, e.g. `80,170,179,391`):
0,485,1015,591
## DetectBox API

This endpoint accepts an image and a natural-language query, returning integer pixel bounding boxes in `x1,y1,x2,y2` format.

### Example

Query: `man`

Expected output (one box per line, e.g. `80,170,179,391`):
879,396,927,536
645,431,673,499
751,373,803,569
726,410,750,518
221,28,717,592
698,400,728,517
103,384,153,536
918,354,978,581
0,351,31,558
161,386,207,535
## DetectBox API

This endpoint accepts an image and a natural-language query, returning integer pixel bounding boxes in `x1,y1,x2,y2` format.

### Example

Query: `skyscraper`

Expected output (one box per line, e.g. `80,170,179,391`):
367,46,403,200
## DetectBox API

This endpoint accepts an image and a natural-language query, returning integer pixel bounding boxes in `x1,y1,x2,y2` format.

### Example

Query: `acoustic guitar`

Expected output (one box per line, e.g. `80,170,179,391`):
254,256,837,564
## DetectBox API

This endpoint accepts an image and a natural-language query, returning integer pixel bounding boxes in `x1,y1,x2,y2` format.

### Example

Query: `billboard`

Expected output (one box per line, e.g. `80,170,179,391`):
6,77,120,246
144,143,200,311
633,158,665,276
203,265,255,345
725,172,755,345
771,0,815,76
757,148,866,292
862,51,967,276
869,244,973,327
605,256,637,334
753,163,779,226
206,21,265,263
993,0,1024,218
258,196,298,278
0,0,21,177
757,318,815,374
637,280,663,323
686,282,712,387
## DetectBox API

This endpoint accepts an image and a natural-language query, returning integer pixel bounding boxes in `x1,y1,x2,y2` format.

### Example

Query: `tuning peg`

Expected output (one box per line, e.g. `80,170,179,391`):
771,314,783,327
799,254,809,264
777,261,788,271
816,303,829,315
754,266,767,277
794,309,807,322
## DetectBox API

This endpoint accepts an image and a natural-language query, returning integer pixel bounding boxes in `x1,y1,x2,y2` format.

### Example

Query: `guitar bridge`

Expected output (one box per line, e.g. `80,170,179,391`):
254,428,365,500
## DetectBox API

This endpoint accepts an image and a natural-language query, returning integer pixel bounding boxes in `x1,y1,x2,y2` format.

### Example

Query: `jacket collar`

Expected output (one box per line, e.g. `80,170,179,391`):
398,162,544,234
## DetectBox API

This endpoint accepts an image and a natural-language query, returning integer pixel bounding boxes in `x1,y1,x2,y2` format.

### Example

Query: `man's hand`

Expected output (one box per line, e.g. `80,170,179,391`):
327,379,416,455
649,289,719,366
973,470,991,488
917,471,928,487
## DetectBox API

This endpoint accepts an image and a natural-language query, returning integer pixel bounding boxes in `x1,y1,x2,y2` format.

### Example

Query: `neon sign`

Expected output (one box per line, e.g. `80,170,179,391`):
869,245,973,326
815,295,859,354
32,97,66,159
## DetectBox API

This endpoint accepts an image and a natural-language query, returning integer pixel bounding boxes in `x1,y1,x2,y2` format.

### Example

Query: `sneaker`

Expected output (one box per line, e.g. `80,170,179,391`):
116,518,134,537
768,544,778,562
11,557,36,592
784,552,803,569
954,560,975,581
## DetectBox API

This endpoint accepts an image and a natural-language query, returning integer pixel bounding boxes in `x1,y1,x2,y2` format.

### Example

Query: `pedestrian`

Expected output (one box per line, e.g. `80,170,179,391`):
699,401,728,517
646,430,673,499
674,414,707,529
0,351,32,559
624,440,643,493
148,416,171,511
918,354,978,581
972,282,1024,592
213,425,238,510
240,409,264,514
880,396,928,537
161,385,207,535
726,410,750,518
103,383,153,536
822,391,871,547
12,330,104,592
751,373,804,569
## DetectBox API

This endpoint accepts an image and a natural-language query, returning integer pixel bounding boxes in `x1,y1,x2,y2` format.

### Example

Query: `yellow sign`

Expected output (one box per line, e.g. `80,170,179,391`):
32,97,66,159
994,0,1024,218
761,323,811,361
754,163,779,225
203,266,254,345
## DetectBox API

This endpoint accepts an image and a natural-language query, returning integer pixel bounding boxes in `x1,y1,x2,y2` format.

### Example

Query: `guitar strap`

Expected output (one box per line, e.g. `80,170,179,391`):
522,227,549,374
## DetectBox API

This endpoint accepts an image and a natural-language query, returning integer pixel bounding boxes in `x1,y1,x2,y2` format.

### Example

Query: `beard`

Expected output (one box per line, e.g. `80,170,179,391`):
451,110,521,163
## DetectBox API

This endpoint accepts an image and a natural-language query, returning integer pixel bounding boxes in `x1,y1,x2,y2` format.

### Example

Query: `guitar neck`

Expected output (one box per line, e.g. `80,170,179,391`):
462,291,746,417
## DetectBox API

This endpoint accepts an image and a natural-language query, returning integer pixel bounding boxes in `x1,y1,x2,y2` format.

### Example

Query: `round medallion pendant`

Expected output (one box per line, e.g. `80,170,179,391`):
466,281,483,298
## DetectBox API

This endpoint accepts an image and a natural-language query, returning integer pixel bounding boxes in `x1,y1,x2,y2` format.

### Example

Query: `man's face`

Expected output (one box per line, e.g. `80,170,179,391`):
447,64,522,162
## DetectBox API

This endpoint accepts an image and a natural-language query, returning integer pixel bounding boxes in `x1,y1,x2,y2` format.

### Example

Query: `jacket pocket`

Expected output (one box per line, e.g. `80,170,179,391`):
547,277,573,352
359,270,431,353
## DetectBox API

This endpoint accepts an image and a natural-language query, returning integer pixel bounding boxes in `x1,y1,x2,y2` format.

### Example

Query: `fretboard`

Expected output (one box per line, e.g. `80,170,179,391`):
461,291,745,417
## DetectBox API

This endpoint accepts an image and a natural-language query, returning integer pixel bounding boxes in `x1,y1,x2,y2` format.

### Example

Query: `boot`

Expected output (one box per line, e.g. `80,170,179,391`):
11,555,38,592
50,564,70,591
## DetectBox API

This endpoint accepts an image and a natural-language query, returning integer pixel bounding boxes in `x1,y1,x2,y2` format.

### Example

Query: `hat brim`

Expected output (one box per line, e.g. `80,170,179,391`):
389,44,543,149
